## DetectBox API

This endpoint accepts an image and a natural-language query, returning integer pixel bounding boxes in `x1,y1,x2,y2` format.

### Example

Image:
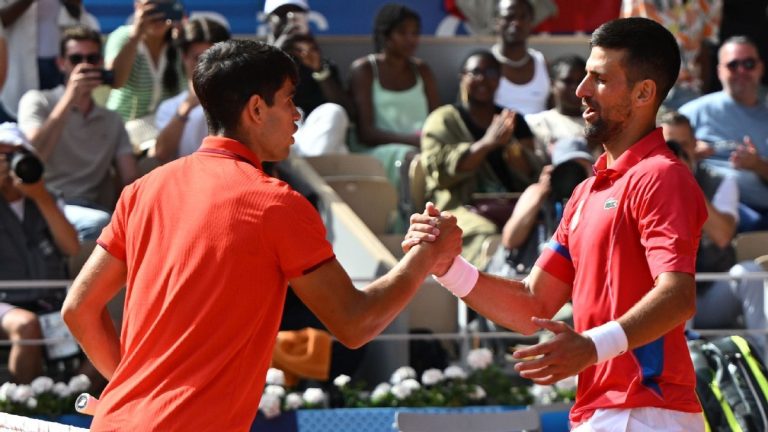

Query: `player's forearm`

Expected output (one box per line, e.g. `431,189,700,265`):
616,272,696,350
463,273,544,335
345,246,434,347
63,307,120,380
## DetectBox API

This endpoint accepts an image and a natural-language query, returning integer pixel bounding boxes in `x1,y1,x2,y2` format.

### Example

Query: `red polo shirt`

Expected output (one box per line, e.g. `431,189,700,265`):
536,128,706,424
93,137,335,431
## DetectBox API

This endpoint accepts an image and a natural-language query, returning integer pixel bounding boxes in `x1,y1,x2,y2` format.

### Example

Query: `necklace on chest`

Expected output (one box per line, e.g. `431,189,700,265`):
492,44,532,68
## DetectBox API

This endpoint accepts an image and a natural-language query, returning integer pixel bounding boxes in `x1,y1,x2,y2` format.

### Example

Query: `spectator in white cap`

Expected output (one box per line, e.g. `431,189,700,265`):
265,0,354,156
0,122,80,383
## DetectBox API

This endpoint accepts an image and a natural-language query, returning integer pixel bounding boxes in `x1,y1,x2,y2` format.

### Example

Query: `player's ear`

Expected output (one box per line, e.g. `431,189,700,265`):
633,79,656,107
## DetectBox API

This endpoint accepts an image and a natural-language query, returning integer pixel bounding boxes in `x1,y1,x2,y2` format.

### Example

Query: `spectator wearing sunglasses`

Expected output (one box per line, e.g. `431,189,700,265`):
679,36,768,232
17,26,137,241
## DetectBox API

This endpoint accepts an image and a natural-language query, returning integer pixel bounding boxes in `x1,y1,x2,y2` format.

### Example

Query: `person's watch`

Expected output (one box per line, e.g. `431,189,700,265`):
312,64,331,82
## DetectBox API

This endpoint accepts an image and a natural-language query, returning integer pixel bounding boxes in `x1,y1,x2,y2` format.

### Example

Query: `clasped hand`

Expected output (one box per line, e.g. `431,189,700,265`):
401,202,462,276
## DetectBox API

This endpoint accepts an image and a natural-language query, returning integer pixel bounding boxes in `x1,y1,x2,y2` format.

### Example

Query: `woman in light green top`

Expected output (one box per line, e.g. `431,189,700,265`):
348,3,440,193
105,0,184,122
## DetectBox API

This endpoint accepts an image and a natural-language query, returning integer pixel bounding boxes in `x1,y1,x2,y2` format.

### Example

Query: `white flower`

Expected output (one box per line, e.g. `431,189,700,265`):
284,392,304,410
530,384,556,405
67,374,91,393
11,385,32,403
401,378,421,392
390,366,417,384
53,382,71,398
259,393,282,419
444,365,467,380
0,382,17,402
469,385,486,400
390,383,412,400
421,368,444,386
264,385,285,398
26,397,37,409
30,376,54,395
371,383,391,402
302,388,325,406
333,374,351,388
555,375,577,392
466,348,494,370
265,368,285,386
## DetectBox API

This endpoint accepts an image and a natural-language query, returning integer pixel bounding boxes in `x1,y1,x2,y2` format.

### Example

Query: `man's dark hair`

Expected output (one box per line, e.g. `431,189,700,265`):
590,17,680,105
59,25,102,57
193,40,298,133
658,111,692,128
549,55,586,80
176,18,231,55
372,3,421,53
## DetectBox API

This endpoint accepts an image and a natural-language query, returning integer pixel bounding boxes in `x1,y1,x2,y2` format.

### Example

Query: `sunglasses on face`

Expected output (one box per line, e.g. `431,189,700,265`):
67,54,101,65
724,58,757,72
463,69,501,80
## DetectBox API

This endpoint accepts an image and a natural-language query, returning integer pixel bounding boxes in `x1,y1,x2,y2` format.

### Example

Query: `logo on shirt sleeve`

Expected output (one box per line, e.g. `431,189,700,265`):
604,198,618,210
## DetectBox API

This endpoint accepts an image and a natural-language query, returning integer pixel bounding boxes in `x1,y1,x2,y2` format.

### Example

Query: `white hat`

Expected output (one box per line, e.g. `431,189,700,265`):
264,0,309,15
551,137,593,167
0,122,33,150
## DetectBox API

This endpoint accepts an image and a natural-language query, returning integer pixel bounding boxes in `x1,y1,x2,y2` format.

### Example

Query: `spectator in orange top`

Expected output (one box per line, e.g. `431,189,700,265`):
61,40,462,430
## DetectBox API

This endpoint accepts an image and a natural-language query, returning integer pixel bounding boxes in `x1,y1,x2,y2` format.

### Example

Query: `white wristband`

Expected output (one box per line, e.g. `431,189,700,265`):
583,321,628,364
433,256,479,298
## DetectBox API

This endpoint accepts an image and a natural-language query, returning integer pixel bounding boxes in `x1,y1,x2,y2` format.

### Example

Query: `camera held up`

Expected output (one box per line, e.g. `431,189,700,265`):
9,149,44,184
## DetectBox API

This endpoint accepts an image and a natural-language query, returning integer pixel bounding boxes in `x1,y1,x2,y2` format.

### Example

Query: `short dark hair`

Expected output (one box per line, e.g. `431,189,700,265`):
193,40,298,133
658,111,691,128
549,55,586,80
461,50,500,72
372,3,421,53
59,25,102,58
590,17,680,105
176,18,231,55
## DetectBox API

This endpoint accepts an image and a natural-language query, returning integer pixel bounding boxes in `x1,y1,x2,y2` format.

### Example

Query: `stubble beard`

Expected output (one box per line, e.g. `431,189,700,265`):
584,104,631,149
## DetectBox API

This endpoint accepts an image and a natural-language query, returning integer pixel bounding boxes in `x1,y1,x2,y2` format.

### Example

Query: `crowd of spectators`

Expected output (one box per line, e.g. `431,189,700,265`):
0,0,766,386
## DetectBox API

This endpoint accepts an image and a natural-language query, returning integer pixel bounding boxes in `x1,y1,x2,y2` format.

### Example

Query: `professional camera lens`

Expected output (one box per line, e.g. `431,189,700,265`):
10,150,44,183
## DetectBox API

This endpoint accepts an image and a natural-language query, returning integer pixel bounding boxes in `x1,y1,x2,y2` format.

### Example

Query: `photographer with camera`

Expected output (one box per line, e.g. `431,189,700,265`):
0,122,79,383
18,26,137,242
487,137,593,277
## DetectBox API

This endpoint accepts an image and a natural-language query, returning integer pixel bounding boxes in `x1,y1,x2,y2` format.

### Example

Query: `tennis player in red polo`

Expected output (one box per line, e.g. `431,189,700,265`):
61,40,462,431
406,18,707,431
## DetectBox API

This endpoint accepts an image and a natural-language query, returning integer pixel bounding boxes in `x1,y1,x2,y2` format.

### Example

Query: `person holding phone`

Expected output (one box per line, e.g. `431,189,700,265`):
104,0,184,122
17,26,137,241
